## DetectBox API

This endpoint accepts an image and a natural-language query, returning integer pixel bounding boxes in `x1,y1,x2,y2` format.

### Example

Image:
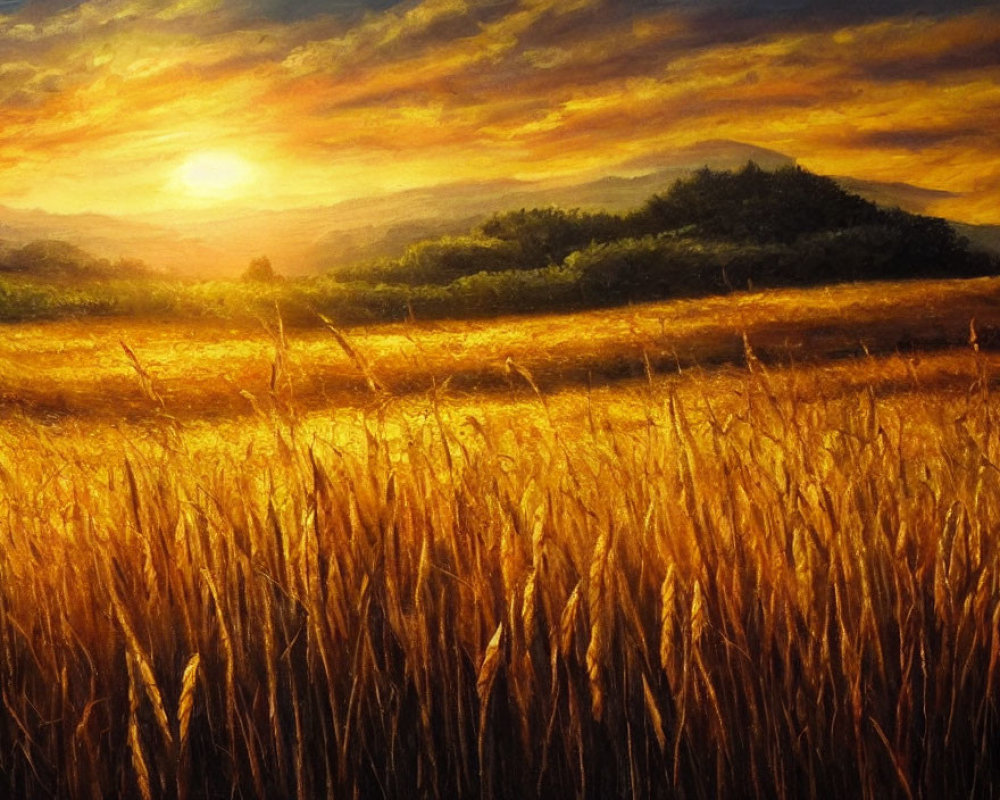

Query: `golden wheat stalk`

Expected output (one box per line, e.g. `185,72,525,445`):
120,338,164,407
659,565,678,678
126,652,155,800
109,588,173,749
175,653,200,800
318,314,386,395
177,653,200,754
586,527,612,721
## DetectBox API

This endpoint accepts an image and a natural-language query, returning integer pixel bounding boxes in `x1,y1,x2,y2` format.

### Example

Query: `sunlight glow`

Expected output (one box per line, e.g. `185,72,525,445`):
174,151,255,199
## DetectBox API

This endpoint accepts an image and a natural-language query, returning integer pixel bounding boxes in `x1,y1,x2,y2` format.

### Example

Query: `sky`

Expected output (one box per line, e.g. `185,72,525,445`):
1,0,999,223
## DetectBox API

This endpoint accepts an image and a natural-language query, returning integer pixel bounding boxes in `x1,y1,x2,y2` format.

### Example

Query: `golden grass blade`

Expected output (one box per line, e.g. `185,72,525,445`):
177,653,200,754
109,587,173,749
318,314,386,396
120,338,164,408
660,565,678,679
642,673,667,753
126,653,155,800
690,579,706,649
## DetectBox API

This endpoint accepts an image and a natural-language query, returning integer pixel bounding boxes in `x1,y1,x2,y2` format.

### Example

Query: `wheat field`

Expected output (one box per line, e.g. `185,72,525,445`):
3,281,1000,798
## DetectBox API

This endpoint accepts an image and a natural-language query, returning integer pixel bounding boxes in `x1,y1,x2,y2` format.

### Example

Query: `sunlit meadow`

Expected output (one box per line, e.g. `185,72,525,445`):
2,279,1000,797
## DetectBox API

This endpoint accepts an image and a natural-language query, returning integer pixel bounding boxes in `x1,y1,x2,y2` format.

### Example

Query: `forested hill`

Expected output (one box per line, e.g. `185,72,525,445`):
0,164,995,326
0,239,152,280
340,163,997,307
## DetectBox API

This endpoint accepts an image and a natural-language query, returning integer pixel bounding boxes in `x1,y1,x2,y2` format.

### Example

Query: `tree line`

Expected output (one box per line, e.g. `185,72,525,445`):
338,164,995,311
0,164,995,324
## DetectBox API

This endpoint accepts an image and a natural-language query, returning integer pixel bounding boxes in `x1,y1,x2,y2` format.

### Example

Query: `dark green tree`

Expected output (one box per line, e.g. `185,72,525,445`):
478,207,622,266
243,255,276,282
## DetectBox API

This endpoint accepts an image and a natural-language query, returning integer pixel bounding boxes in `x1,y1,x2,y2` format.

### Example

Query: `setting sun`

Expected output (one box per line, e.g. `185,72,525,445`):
174,151,255,199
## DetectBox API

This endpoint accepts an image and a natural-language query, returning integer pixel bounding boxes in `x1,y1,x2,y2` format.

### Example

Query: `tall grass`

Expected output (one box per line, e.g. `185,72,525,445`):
2,348,1000,797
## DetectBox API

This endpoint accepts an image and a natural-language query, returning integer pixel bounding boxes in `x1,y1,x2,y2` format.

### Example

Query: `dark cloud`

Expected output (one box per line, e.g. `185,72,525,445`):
643,0,996,18
244,0,401,22
861,38,1000,83
850,127,995,152
1,0,407,20
5,0,995,23
0,0,81,16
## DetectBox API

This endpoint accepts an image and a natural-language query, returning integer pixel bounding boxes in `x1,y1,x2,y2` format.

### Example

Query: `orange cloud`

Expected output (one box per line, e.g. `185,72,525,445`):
0,0,997,224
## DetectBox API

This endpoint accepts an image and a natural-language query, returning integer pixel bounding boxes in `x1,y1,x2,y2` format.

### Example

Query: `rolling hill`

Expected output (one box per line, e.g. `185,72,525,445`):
3,140,995,279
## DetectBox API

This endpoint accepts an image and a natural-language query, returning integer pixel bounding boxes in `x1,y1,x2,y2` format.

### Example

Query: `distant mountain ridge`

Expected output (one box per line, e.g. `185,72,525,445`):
351,163,995,292
0,162,995,327
946,223,1000,257
1,140,996,276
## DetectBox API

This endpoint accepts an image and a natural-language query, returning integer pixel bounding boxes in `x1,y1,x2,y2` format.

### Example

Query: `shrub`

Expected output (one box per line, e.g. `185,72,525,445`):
242,255,278,283
477,207,623,266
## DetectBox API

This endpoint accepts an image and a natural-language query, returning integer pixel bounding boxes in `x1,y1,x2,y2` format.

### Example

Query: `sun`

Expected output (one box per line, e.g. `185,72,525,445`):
173,151,255,199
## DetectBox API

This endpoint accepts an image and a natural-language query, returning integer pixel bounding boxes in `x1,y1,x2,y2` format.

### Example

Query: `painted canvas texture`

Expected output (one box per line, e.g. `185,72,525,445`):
1,1,1000,797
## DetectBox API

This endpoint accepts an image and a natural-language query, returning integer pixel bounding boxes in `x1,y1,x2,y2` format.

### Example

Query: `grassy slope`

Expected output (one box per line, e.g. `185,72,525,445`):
2,278,1000,797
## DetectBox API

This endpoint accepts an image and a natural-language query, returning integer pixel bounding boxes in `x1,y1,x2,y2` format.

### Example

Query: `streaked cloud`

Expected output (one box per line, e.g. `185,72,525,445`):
0,0,998,223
